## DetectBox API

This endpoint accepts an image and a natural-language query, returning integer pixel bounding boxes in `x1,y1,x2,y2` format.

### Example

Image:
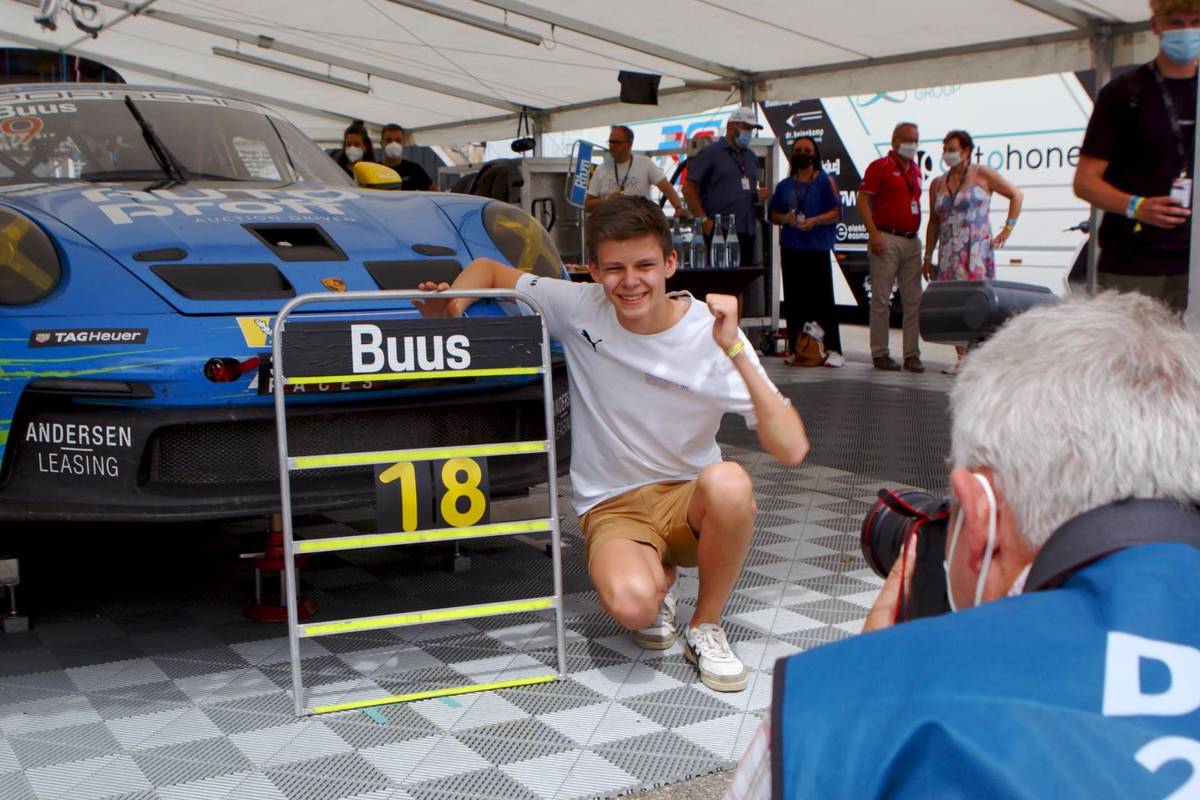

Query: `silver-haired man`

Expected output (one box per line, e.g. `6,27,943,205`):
727,292,1200,799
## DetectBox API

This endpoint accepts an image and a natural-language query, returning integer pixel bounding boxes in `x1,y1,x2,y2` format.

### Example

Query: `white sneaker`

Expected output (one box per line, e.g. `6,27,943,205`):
683,623,747,691
633,583,677,650
824,351,845,368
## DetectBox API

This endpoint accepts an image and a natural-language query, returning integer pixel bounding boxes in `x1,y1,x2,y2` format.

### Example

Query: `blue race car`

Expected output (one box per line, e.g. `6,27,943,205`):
0,84,569,521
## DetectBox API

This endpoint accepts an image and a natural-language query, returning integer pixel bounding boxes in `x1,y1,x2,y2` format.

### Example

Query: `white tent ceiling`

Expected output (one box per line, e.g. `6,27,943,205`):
0,0,1157,146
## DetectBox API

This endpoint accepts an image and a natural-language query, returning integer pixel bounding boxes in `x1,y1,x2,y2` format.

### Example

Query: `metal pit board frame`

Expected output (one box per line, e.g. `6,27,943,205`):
272,289,567,716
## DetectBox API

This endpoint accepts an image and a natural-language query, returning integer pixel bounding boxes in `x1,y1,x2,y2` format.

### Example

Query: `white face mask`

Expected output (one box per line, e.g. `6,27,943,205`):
344,145,364,163
943,151,962,168
384,142,404,160
944,473,997,612
897,142,919,160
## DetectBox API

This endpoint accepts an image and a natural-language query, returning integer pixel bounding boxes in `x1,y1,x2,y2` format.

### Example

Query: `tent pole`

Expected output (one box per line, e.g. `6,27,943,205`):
1087,24,1113,297
1189,59,1200,329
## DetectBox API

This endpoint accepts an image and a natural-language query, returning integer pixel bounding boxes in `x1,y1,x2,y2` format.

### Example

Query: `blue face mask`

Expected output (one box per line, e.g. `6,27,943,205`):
1162,28,1200,65
735,130,753,148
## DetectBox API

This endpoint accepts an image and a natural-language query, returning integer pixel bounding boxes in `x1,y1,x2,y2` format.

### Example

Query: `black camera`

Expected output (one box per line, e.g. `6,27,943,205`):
860,489,952,621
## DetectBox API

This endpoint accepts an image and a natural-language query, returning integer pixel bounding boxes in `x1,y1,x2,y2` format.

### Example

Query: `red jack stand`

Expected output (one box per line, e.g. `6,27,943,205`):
243,513,317,622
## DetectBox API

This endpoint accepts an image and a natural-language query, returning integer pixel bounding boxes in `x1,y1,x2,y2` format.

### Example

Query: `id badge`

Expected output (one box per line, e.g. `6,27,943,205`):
1171,176,1192,209
741,177,751,191
911,200,919,215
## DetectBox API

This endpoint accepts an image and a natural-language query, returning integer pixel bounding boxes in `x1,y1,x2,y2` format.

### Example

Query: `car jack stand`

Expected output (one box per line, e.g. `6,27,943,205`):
0,555,29,634
243,513,317,622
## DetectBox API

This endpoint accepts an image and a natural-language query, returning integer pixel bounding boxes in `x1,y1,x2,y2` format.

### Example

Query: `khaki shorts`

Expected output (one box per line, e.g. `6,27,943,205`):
580,480,700,567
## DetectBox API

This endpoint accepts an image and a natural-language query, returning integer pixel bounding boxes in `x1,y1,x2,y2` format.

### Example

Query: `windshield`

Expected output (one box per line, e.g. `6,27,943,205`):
0,88,351,187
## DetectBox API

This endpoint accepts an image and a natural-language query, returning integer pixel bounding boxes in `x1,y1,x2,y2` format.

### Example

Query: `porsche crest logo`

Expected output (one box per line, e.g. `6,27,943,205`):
321,277,347,293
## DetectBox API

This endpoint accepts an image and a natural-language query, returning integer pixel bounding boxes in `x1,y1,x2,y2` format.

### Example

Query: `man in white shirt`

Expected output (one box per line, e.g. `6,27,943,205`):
415,196,808,692
585,126,686,214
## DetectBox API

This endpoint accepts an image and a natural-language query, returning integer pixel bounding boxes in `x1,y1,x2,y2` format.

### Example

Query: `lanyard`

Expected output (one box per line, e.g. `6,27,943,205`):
1152,62,1191,177
726,144,749,179
614,157,632,191
791,176,814,212
946,164,971,206
889,153,920,201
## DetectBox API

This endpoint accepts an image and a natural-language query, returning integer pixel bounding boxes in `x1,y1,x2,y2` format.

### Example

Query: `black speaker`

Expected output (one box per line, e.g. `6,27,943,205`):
618,71,661,105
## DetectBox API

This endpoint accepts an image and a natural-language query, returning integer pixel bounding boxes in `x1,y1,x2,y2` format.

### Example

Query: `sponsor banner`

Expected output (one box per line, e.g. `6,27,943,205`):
23,419,134,481
567,140,595,208
759,99,867,245
279,316,543,381
28,328,148,347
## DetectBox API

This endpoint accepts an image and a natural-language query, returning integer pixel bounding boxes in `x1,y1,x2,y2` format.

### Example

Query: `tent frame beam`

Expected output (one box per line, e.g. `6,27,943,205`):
0,29,372,127
470,0,746,81
80,0,526,113
1011,0,1098,29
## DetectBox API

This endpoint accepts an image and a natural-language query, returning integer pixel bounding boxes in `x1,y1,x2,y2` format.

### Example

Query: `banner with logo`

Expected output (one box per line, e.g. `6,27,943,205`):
759,99,866,246
279,316,542,381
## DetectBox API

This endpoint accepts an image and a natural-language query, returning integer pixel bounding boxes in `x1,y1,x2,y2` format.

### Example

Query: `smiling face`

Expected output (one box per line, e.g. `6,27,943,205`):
588,233,679,334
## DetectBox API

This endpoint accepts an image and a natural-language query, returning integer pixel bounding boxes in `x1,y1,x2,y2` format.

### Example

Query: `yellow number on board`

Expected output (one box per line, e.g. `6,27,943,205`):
440,458,486,527
378,462,418,532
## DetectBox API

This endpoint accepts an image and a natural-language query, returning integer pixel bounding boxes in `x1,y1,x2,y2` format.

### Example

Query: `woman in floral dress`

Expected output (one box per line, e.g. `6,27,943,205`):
923,129,1024,373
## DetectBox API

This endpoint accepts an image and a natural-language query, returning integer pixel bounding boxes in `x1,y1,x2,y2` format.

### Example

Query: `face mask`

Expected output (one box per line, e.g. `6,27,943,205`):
942,151,962,168
1162,28,1200,65
384,142,404,160
735,130,753,148
791,154,814,170
344,146,364,163
897,142,919,160
944,473,997,612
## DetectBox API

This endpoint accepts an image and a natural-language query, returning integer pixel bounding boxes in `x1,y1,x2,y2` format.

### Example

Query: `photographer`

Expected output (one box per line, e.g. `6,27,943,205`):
725,292,1200,799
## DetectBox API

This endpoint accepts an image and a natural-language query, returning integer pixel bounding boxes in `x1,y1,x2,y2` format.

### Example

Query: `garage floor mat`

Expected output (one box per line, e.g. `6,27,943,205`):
0,364,952,799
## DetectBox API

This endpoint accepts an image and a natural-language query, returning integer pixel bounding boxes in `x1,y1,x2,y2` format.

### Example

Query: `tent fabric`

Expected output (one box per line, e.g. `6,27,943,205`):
0,1,1156,146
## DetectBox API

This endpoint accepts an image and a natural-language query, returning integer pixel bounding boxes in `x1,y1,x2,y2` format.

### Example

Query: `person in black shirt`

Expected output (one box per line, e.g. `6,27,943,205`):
1074,0,1200,312
380,124,437,191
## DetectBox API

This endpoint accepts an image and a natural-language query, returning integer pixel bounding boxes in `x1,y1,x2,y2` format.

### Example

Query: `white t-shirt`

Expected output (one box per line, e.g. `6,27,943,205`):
586,153,666,200
516,273,781,516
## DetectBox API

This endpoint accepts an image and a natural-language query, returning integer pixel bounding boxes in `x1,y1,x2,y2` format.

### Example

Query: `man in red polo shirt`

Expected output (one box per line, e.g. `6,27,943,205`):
857,122,925,372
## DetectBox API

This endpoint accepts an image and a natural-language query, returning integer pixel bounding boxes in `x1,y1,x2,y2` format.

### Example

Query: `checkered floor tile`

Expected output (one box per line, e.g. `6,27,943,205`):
0,366,949,799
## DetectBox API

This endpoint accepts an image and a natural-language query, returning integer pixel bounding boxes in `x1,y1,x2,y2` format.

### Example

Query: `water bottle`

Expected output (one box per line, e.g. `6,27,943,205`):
710,215,727,270
691,218,707,268
726,213,741,268
671,217,685,266
680,217,694,269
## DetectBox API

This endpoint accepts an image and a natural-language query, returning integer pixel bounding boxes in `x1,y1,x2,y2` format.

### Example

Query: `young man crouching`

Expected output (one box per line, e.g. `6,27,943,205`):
415,196,808,691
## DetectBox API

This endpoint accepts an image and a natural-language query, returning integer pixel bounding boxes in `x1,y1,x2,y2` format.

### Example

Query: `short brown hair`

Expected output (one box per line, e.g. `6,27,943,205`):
943,129,974,152
1152,0,1200,14
586,195,672,260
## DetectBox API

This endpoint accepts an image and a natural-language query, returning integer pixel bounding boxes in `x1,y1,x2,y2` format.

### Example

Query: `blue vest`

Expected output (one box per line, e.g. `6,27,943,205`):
773,541,1200,798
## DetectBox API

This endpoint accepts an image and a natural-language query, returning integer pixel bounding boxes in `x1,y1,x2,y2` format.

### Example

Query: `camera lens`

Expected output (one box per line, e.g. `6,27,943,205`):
860,489,952,620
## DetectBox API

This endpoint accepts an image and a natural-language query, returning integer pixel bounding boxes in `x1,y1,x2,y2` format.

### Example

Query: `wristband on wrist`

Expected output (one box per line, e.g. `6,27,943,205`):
724,340,745,359
1005,217,1018,228
1126,196,1144,220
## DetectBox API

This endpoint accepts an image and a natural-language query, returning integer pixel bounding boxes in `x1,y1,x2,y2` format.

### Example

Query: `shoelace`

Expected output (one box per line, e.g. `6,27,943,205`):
654,589,677,627
689,625,736,662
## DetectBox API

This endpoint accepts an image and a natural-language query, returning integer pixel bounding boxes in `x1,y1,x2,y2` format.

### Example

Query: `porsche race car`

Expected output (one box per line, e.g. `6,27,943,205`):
0,84,569,521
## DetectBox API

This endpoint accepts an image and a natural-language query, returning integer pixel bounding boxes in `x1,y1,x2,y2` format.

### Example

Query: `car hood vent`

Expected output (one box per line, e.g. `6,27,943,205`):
244,224,347,262
150,263,294,300
366,259,462,290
